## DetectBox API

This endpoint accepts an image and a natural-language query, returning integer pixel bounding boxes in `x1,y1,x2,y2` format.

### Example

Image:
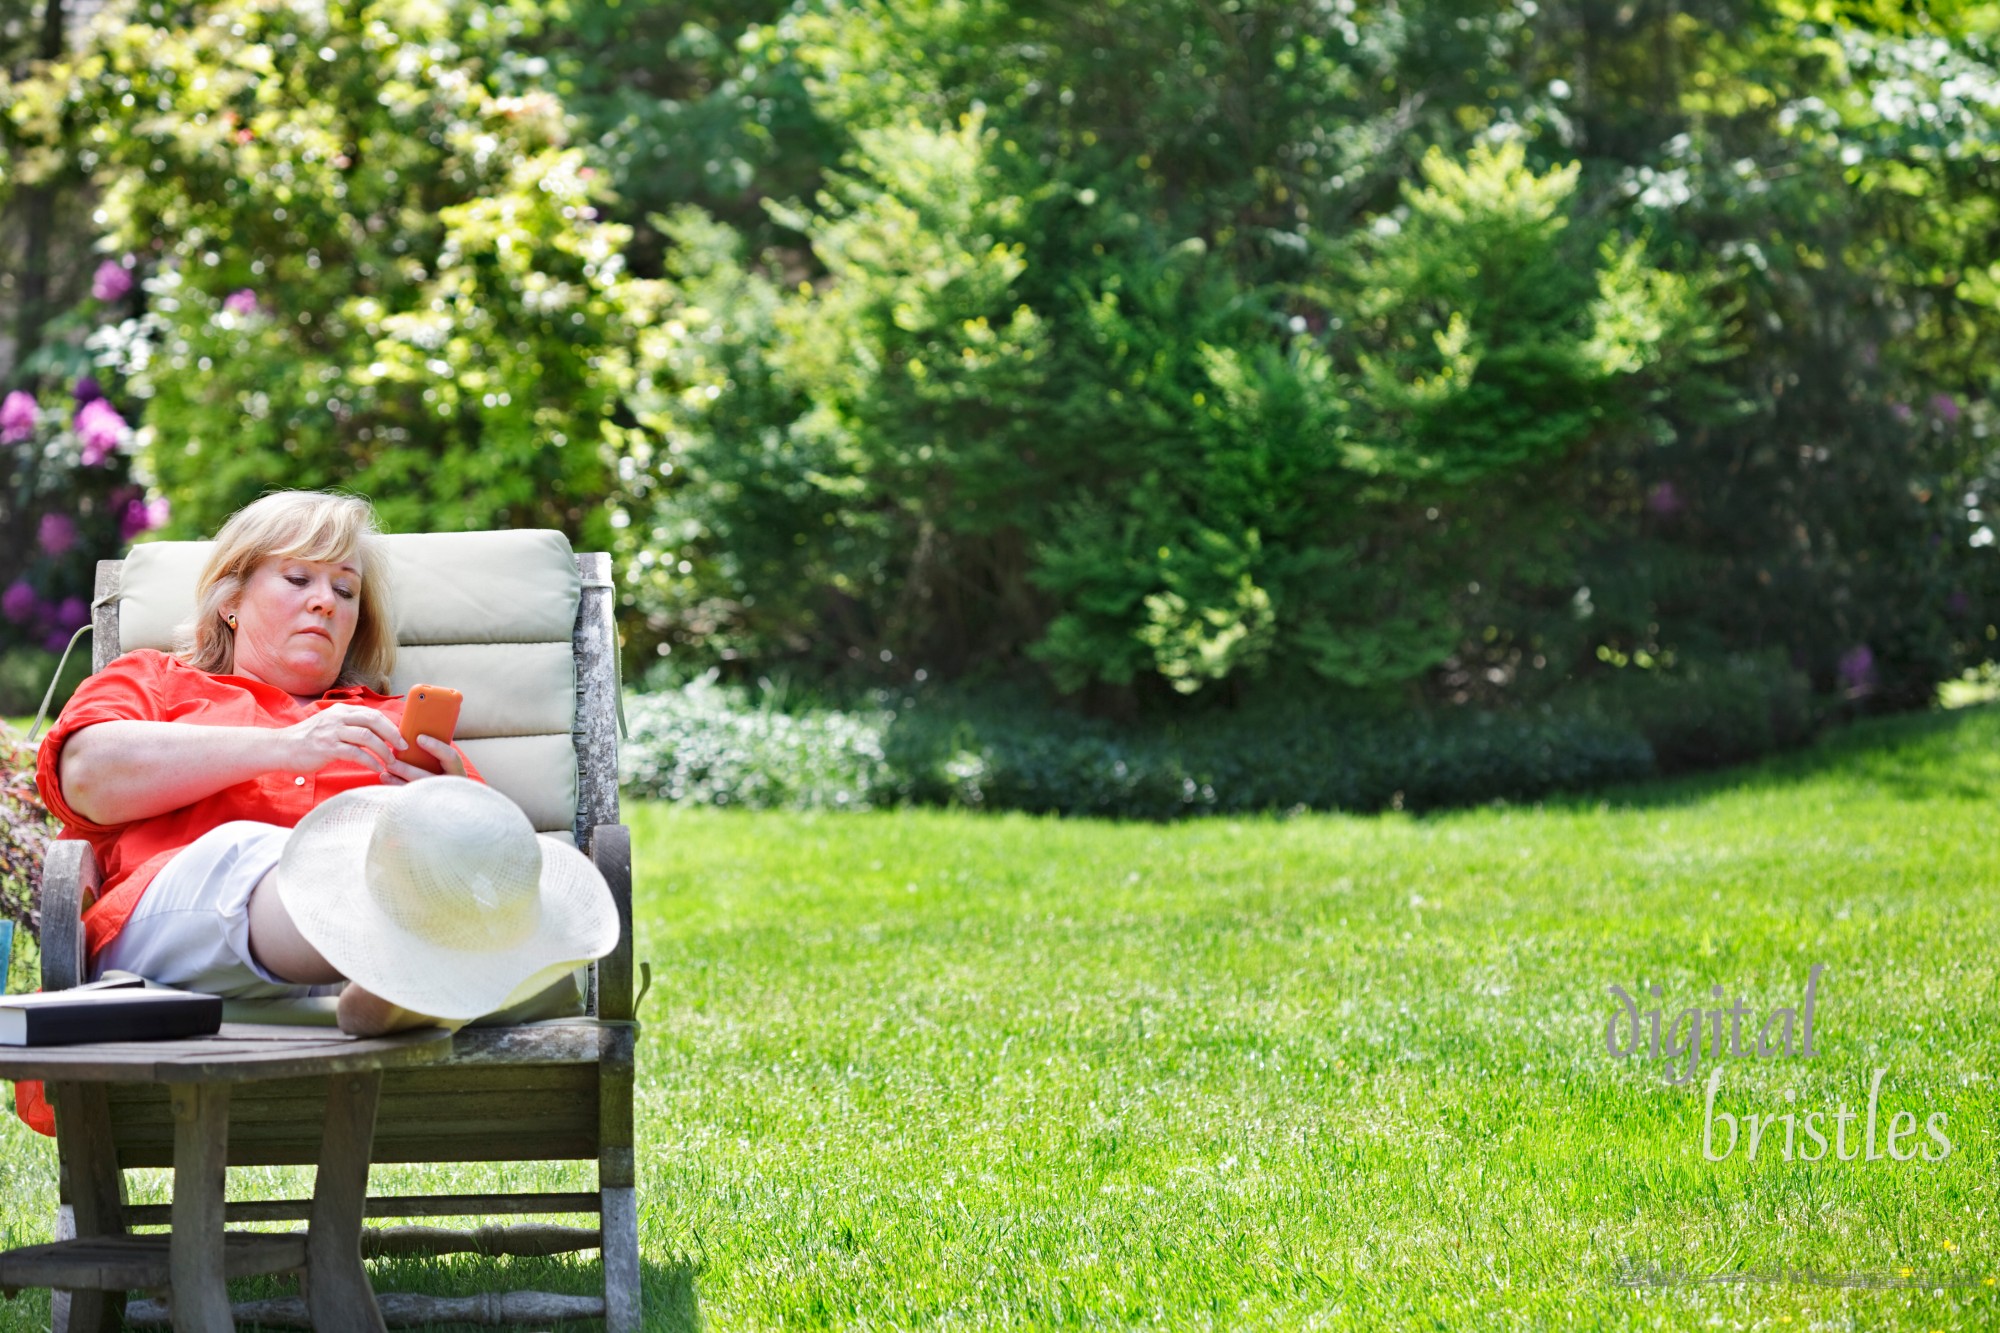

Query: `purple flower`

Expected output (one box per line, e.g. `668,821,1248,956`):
1931,393,1961,424
1890,403,1913,423
73,375,104,406
91,260,134,303
1645,481,1683,517
1,580,34,625
223,289,259,316
75,398,128,466
1837,644,1877,695
0,390,36,443
119,494,170,541
54,596,88,631
36,512,78,557
42,628,76,654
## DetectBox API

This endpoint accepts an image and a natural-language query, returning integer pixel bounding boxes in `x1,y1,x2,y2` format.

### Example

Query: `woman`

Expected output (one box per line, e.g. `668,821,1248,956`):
33,490,614,1038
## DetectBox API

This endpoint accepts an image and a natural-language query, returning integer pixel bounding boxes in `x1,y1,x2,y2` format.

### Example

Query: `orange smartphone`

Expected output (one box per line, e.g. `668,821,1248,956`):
396,684,463,775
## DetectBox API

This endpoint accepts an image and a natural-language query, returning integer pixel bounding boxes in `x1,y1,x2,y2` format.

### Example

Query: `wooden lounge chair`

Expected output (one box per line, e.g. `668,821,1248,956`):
36,530,641,1330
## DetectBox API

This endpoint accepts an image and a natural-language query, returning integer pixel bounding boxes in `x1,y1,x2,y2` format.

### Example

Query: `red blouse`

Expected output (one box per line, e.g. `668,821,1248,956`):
33,649,482,968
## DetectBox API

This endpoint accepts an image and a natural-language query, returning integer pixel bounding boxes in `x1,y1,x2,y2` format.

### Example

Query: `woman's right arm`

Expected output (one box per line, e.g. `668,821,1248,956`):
57,705,406,826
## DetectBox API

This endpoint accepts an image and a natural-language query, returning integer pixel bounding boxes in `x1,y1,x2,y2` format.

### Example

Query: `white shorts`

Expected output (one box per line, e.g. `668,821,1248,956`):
94,821,343,1000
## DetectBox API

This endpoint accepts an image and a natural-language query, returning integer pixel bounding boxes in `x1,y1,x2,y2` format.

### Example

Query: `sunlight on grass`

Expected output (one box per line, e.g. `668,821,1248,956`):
629,704,2000,1329
2,707,1999,1328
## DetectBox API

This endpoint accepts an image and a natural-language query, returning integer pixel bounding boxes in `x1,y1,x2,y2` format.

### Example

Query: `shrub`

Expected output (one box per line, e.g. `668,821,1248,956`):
0,365,164,663
628,122,1720,704
620,676,894,811
619,679,1662,820
606,2,1997,725
881,692,1658,818
1584,654,1819,774
12,0,659,553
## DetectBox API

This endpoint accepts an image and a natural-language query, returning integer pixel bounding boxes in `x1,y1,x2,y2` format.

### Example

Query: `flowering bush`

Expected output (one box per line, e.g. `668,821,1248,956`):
90,259,134,304
0,725,51,941
0,363,166,668
11,0,661,553
620,676,897,811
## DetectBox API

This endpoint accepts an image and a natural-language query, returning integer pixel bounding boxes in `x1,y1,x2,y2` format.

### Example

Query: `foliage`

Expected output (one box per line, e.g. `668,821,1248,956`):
611,0,1997,723
620,674,893,810
630,112,1722,703
882,686,1659,818
618,677,1674,818
1578,651,1819,773
0,344,164,661
6,0,1999,750
1561,5,2000,713
521,0,829,268
0,723,49,941
2,7,170,665
6,0,661,550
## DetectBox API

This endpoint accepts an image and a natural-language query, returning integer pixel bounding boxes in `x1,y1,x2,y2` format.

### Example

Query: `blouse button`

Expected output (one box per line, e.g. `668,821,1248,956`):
294,776,306,787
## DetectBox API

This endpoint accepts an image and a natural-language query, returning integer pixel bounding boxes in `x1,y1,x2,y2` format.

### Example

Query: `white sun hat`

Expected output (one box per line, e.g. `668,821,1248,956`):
273,777,620,1021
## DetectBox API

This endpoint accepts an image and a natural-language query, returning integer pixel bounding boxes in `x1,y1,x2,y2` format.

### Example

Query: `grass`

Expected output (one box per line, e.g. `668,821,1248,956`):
6,705,2000,1326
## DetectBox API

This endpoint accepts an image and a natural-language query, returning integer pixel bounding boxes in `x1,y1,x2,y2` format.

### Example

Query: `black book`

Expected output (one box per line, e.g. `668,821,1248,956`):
0,983,223,1047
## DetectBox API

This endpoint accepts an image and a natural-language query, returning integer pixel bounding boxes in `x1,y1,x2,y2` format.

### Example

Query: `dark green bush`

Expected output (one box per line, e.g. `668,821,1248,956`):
600,0,1999,729
620,679,1664,819
883,701,1657,819
1583,654,1819,774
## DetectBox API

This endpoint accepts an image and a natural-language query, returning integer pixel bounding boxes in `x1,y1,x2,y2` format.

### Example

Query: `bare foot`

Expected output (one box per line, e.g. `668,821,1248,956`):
336,984,449,1037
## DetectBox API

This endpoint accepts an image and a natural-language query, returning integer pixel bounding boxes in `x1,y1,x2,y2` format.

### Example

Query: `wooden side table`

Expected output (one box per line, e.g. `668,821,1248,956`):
0,1023,453,1333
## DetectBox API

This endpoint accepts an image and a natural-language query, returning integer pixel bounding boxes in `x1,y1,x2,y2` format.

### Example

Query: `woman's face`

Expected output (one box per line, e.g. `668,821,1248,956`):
225,554,363,699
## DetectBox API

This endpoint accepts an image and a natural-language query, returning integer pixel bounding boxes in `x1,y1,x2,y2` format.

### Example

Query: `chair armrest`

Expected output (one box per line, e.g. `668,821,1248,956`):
40,841,100,993
589,823,634,1021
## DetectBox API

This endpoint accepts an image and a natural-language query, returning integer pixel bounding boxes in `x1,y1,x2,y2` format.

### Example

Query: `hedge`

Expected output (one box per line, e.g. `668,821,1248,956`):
613,675,1811,820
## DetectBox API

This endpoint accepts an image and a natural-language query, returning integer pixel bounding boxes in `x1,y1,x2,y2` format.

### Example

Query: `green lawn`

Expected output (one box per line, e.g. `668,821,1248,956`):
7,706,2000,1328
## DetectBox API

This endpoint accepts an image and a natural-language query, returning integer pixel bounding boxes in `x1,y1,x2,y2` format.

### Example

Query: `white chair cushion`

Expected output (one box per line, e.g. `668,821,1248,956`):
116,531,583,838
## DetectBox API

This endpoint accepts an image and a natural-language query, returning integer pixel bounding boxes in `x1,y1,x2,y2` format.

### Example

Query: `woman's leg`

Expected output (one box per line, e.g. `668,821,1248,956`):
104,822,438,1036
245,868,442,1037
244,869,341,983
97,822,331,998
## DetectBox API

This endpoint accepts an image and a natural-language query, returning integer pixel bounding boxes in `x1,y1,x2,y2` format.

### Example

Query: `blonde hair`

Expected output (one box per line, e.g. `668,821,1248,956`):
175,491,397,691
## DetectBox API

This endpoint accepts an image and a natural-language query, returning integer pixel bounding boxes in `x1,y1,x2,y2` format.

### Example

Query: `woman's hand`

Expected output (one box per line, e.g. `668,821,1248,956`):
380,733,468,786
280,704,407,777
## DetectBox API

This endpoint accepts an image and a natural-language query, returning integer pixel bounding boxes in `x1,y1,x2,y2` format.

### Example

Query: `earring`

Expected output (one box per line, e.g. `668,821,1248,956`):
226,614,238,629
